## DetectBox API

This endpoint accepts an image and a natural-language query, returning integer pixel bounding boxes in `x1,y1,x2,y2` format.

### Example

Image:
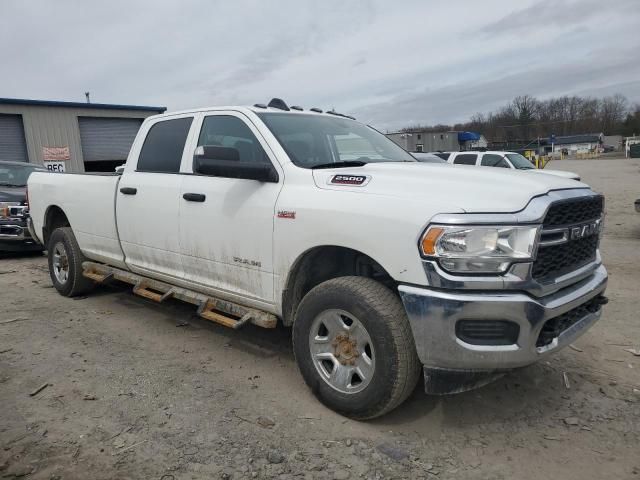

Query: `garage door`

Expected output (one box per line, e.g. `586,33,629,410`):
0,114,29,162
78,117,143,162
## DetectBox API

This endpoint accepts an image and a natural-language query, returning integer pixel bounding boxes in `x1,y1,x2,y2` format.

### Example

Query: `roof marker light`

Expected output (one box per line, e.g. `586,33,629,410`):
326,110,356,120
267,98,290,111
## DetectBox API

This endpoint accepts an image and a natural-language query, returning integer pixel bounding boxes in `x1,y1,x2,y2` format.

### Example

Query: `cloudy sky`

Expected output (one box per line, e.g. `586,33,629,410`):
1,0,639,130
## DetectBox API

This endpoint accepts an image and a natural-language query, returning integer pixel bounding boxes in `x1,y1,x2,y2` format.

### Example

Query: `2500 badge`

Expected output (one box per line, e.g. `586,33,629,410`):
330,174,369,186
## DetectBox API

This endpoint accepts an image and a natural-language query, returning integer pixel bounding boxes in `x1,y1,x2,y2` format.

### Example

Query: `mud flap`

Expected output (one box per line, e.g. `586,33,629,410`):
423,367,506,395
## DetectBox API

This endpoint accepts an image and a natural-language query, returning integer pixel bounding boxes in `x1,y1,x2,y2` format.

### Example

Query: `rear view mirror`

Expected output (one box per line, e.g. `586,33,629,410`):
193,145,278,183
194,145,239,162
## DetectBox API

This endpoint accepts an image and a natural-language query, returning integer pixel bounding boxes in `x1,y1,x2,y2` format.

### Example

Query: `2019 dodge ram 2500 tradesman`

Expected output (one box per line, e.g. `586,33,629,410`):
27,99,608,419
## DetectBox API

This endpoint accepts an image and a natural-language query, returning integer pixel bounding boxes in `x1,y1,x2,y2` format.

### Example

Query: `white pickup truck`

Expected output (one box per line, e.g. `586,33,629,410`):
27,99,608,419
441,151,582,181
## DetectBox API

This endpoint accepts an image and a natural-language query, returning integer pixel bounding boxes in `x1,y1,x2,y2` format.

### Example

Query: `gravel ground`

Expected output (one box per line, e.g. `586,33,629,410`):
1,158,639,480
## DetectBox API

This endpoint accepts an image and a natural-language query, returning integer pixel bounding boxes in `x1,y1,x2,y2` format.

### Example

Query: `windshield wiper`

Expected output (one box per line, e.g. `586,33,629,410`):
311,161,367,170
0,183,23,187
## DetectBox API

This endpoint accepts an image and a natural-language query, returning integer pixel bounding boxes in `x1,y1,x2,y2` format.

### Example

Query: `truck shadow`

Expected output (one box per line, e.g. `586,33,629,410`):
96,284,608,428
108,286,293,359
0,250,44,260
188,316,293,360
370,362,603,429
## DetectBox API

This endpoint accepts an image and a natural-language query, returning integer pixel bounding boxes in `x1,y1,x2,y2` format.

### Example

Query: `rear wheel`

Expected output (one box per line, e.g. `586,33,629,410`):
47,227,95,297
293,276,421,419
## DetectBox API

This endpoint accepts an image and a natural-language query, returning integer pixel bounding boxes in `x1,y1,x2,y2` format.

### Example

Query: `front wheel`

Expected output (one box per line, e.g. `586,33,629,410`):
292,277,421,419
47,227,95,297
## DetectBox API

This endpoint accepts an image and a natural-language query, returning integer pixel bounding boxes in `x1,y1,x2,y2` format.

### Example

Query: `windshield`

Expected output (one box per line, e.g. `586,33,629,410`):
506,153,535,170
0,164,43,187
257,113,416,168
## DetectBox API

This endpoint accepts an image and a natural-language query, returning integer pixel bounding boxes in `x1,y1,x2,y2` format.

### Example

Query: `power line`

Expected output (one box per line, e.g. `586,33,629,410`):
496,116,603,129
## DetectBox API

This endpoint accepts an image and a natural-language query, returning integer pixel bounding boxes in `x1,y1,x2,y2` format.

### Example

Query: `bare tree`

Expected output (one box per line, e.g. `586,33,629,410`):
621,103,640,136
512,95,540,140
395,93,632,144
600,94,628,133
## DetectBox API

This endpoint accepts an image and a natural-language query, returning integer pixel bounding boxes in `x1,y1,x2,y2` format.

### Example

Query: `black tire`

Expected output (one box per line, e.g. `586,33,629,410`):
292,276,421,420
47,227,95,297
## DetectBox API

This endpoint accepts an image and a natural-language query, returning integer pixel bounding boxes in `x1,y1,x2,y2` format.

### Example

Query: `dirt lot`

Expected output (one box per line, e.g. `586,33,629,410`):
1,158,639,480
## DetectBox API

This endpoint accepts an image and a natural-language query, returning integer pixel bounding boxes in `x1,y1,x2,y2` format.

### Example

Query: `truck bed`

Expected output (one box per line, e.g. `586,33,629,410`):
28,172,126,268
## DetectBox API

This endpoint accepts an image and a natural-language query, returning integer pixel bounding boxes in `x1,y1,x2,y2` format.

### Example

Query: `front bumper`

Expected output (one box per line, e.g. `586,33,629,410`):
0,217,42,251
398,264,607,371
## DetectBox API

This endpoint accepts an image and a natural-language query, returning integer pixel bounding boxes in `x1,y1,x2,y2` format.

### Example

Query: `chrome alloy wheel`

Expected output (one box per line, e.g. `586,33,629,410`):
52,241,69,284
308,309,375,394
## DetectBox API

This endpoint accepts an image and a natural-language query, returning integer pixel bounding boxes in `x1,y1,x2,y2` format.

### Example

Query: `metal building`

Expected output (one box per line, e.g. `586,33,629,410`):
386,130,487,153
0,98,165,172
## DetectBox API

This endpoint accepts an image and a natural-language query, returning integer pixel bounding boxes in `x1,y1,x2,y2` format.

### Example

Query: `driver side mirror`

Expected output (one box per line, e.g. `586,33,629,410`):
193,145,278,183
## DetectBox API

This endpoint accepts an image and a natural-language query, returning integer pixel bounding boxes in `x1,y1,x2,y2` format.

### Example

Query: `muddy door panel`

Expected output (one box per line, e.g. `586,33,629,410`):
178,112,281,303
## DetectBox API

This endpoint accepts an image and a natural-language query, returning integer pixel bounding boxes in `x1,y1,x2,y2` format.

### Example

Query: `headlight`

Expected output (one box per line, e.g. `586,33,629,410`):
0,202,20,218
420,225,539,273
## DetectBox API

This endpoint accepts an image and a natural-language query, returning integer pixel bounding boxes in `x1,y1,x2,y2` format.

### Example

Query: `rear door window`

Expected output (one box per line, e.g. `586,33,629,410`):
453,153,477,165
137,117,193,173
481,154,510,168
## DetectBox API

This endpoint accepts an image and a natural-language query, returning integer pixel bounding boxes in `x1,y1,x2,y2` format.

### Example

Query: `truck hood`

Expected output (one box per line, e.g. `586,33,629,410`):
525,168,580,180
312,162,588,213
0,186,26,204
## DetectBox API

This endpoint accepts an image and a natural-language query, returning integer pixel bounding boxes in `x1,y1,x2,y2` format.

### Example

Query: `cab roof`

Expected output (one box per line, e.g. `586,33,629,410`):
146,98,356,122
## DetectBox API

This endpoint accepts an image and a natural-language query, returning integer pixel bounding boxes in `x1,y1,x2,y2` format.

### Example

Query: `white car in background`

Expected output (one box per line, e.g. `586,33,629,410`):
439,151,581,181
410,152,449,164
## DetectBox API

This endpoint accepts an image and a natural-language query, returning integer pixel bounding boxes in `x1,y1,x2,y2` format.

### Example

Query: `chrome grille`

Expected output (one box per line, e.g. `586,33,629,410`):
543,195,603,227
0,224,24,237
533,236,597,280
533,195,603,282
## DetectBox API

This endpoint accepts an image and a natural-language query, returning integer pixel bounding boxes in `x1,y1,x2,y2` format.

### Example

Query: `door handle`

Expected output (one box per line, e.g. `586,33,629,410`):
120,187,137,195
183,193,206,202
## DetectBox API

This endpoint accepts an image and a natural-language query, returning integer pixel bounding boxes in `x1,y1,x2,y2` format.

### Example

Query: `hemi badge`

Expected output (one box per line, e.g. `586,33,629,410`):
330,174,369,186
277,210,296,219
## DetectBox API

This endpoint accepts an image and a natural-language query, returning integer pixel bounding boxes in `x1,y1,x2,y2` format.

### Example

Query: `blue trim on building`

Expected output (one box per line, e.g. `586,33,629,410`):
0,97,166,113
457,131,481,142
